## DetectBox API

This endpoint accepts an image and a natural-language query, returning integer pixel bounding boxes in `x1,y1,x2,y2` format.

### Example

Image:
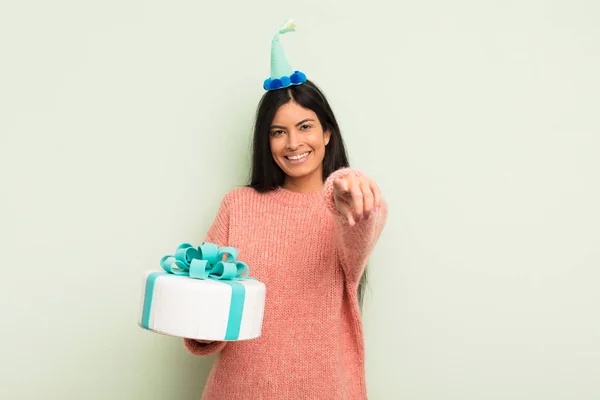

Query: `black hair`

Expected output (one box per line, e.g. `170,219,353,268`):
247,79,368,308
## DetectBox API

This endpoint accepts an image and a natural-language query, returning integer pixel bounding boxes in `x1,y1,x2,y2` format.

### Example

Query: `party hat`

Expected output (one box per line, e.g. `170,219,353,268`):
263,18,307,91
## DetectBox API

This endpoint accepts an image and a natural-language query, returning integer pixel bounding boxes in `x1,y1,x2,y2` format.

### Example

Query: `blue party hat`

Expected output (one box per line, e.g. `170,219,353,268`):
263,18,307,91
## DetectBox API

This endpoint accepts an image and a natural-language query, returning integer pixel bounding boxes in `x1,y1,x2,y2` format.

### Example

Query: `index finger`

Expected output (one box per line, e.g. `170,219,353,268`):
348,174,364,221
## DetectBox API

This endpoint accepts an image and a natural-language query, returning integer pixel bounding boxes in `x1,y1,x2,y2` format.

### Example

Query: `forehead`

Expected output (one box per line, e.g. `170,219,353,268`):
272,101,316,125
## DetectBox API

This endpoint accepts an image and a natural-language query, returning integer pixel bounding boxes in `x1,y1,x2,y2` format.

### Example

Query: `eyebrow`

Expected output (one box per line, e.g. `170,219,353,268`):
270,118,314,130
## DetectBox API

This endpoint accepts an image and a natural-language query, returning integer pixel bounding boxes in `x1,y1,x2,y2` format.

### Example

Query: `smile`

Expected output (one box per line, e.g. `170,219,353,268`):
285,152,311,161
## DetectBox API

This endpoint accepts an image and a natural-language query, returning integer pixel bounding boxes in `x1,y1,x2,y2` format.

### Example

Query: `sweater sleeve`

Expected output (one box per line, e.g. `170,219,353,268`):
323,168,388,284
182,191,232,357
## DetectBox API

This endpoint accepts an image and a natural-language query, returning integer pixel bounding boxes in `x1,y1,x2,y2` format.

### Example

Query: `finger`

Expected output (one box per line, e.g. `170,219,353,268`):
370,180,382,211
333,192,355,225
348,175,364,221
336,199,355,226
361,178,374,219
345,208,356,226
333,178,349,196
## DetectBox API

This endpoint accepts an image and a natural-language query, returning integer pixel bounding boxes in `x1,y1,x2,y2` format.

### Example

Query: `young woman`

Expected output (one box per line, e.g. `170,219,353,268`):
182,79,388,399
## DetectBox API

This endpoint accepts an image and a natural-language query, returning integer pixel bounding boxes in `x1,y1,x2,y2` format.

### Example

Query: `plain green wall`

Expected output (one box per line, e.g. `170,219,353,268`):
1,0,599,399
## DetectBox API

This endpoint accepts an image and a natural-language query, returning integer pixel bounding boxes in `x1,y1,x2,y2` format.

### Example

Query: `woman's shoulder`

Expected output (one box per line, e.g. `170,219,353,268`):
222,185,261,199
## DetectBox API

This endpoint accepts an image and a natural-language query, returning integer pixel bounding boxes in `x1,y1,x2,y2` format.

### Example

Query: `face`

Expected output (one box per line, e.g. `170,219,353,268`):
269,101,331,185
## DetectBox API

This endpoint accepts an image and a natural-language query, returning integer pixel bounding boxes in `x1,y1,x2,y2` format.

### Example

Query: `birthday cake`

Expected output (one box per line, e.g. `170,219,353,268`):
139,242,266,341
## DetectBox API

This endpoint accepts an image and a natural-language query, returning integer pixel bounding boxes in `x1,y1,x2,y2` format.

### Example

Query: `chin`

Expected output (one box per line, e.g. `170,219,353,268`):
281,167,306,178
278,162,311,177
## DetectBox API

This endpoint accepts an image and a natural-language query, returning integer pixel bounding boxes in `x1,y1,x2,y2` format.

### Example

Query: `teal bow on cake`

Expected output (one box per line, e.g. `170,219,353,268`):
160,242,251,281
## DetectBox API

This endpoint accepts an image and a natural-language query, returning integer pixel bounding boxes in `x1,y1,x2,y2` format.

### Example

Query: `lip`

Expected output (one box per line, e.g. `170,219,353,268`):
284,151,311,165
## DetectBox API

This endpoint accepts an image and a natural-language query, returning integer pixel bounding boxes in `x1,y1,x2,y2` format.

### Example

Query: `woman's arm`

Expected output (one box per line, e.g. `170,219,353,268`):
323,168,388,284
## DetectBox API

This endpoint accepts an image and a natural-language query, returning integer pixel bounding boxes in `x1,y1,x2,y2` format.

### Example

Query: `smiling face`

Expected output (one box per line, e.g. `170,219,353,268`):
269,101,331,192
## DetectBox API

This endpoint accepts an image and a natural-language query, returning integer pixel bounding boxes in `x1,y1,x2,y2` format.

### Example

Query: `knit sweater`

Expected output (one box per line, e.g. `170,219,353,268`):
183,168,388,400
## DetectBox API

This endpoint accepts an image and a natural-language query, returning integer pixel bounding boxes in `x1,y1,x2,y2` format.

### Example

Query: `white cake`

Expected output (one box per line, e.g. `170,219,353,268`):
139,272,266,341
139,242,266,341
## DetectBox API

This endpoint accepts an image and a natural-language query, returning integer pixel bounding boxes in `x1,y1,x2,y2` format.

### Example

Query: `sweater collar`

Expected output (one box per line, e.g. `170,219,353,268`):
267,186,325,207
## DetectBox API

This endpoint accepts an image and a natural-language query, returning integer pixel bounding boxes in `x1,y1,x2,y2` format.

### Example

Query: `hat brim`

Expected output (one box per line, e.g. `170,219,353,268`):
263,71,307,91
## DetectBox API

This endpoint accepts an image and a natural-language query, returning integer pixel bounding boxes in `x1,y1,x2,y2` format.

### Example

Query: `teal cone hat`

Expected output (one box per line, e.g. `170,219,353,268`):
263,18,307,91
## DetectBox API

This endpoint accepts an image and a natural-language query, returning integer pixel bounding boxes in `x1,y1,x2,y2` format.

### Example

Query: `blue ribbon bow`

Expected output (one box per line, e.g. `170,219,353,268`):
159,242,251,281
141,242,253,340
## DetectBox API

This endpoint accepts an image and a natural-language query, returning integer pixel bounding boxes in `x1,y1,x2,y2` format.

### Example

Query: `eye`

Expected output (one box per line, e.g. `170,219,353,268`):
300,124,312,130
271,130,285,136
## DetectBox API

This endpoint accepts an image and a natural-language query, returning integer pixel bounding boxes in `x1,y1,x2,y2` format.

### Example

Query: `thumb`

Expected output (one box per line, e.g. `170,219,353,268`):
333,177,349,196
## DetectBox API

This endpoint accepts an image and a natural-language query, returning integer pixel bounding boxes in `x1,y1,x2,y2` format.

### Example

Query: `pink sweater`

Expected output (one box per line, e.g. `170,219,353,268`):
183,168,388,399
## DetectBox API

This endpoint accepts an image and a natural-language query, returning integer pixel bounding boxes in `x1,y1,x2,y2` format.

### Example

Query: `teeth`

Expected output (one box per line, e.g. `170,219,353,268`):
287,152,309,160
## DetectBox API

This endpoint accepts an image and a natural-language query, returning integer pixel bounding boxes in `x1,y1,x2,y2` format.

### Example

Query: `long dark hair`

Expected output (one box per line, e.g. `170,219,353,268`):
247,79,368,308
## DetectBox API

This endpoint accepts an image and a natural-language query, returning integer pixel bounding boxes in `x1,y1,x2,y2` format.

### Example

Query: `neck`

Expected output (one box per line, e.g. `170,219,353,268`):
283,170,324,193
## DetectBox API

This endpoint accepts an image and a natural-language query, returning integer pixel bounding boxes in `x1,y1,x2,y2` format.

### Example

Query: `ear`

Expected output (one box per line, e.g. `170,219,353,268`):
324,129,331,146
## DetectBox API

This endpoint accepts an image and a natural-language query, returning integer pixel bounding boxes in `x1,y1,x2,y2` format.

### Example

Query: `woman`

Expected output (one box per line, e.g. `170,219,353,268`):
183,78,388,400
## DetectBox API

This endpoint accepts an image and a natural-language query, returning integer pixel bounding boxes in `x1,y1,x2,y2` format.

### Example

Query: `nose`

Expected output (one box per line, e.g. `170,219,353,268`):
285,130,300,150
